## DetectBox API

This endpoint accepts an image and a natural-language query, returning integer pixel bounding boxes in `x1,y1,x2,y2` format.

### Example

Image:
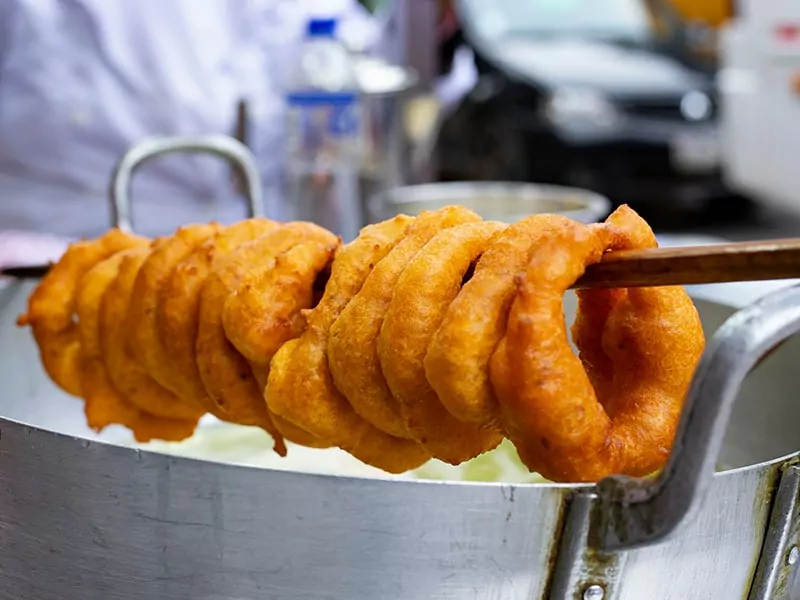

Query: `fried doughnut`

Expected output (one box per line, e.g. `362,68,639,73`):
222,223,340,448
77,252,195,442
252,358,332,449
126,223,218,405
18,204,709,478
222,229,339,371
489,206,705,482
264,339,332,449
275,409,334,449
156,219,278,415
425,214,576,428
379,221,506,464
266,215,430,472
195,222,336,450
327,206,482,438
100,246,203,430
17,229,148,396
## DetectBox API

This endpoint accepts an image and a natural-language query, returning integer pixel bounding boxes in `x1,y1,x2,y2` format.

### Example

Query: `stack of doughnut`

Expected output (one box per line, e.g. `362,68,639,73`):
17,204,705,483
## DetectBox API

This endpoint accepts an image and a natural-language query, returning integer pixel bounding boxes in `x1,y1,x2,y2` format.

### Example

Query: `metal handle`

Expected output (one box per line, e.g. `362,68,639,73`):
594,283,800,553
109,135,265,233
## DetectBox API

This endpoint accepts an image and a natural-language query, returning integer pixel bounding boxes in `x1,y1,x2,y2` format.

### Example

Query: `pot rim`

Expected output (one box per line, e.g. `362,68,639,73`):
1,412,792,491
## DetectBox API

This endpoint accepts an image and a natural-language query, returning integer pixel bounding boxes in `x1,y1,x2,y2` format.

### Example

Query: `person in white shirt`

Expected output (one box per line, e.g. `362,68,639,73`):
0,0,377,238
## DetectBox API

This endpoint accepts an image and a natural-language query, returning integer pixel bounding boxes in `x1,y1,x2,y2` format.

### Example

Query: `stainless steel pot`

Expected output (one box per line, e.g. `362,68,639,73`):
368,181,613,225
4,138,800,600
287,59,418,242
356,57,418,191
4,282,800,600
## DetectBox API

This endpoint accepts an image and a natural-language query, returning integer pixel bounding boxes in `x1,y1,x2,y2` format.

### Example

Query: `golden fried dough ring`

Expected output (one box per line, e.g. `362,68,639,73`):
156,219,278,415
379,221,506,464
263,340,333,449
100,246,203,429
266,216,430,472
225,224,340,449
275,410,334,448
17,229,148,396
77,252,195,442
252,360,332,449
127,223,218,405
196,222,335,453
222,229,339,371
425,214,576,428
327,206,481,438
490,206,705,482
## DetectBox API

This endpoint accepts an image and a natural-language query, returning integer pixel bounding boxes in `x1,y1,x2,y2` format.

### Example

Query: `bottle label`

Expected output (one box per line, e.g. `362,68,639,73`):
286,92,360,138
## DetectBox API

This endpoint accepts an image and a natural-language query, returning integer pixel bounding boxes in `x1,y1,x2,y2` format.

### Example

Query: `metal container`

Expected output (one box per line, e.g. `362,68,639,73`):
356,57,419,238
4,138,800,599
368,181,613,225
356,57,419,191
287,59,418,241
4,283,800,599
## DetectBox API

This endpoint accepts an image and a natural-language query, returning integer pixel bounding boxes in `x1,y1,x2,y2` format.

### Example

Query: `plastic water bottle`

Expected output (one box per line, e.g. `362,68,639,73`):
284,18,364,242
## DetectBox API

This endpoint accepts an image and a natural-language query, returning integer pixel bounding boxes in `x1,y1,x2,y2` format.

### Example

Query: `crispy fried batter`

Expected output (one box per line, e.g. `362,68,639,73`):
127,223,219,407
196,222,336,454
327,207,482,438
156,219,278,416
489,206,705,482
17,229,148,396
18,204,707,481
425,215,576,428
379,221,507,464
251,366,331,448
267,216,429,472
223,228,339,371
100,246,203,431
77,251,195,442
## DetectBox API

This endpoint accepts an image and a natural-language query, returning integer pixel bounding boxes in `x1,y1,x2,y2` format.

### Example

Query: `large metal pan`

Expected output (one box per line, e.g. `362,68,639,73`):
368,181,612,225
3,137,800,600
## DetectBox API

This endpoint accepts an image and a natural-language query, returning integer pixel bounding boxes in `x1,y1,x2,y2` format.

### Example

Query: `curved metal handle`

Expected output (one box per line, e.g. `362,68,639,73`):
594,283,800,552
109,135,265,233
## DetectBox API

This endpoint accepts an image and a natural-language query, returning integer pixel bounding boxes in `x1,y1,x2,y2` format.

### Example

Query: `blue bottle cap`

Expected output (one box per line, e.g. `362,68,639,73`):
307,18,337,38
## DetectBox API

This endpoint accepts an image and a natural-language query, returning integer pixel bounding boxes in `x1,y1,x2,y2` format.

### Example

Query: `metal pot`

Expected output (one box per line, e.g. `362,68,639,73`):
4,138,800,600
4,282,800,599
368,181,612,225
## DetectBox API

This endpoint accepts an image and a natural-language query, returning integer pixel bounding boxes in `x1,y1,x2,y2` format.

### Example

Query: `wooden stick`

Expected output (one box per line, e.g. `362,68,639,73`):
0,264,50,279
7,238,800,289
574,238,800,289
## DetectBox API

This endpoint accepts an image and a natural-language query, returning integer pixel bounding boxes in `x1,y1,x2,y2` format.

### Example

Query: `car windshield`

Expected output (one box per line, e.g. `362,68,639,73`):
461,0,679,44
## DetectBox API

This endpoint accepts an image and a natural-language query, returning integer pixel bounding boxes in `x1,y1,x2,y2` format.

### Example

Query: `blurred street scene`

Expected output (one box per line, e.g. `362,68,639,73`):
424,0,800,240
1,0,797,242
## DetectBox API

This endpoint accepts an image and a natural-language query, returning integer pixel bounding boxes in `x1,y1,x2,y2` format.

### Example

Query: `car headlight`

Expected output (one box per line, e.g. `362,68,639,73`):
543,87,621,130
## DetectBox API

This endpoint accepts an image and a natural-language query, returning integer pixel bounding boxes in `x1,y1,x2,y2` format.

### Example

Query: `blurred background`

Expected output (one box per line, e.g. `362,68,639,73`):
385,0,798,240
0,0,797,247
